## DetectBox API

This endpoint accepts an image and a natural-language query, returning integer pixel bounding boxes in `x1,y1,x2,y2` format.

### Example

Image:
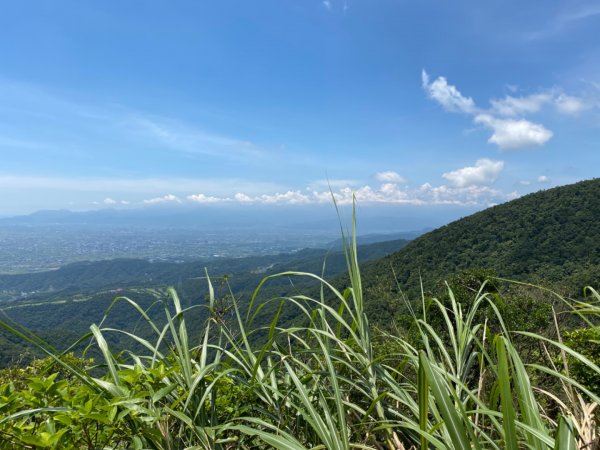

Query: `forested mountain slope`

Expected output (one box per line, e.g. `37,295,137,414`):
360,178,600,310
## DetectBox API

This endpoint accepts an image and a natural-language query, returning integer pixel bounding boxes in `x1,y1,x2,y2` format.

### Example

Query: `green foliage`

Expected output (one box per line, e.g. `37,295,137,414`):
0,353,93,389
564,326,600,394
359,178,600,326
0,254,597,448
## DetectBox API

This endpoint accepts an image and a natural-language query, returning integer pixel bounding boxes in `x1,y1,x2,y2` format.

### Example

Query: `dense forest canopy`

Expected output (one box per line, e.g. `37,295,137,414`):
360,178,600,305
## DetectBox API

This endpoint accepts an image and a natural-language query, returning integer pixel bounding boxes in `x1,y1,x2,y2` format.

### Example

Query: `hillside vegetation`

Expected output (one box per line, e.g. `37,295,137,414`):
0,220,598,448
360,178,600,309
0,239,409,366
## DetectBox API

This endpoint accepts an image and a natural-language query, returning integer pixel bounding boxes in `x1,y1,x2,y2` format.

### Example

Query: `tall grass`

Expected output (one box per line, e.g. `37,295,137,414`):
0,213,599,448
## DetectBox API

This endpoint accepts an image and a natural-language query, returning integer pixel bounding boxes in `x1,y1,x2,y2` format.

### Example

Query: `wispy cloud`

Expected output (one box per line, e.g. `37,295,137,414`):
525,3,600,40
555,94,590,115
374,171,407,184
0,78,271,165
127,114,267,161
0,175,282,195
490,93,553,116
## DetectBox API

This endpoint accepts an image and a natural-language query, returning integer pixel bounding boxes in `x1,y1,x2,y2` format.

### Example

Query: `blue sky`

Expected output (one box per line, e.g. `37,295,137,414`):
0,0,599,216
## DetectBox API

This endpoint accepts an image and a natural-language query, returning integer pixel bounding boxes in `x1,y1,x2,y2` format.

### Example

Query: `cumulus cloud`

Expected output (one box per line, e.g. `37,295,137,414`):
103,197,117,205
421,70,476,114
143,194,182,204
134,158,516,208
187,193,224,203
421,70,595,150
374,171,407,184
148,180,511,208
442,159,504,187
259,191,313,204
234,193,254,203
474,114,553,150
490,93,552,116
422,70,552,150
537,175,550,183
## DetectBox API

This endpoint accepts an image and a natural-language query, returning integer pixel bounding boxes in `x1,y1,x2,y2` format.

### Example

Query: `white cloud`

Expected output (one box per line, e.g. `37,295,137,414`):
474,114,553,150
374,171,407,184
143,194,182,204
173,174,511,207
519,180,531,186
103,197,117,205
421,70,476,114
187,193,224,203
258,191,312,204
491,91,589,117
234,193,254,203
420,71,600,150
490,93,552,116
442,159,504,187
418,183,511,205
555,94,589,115
537,175,550,183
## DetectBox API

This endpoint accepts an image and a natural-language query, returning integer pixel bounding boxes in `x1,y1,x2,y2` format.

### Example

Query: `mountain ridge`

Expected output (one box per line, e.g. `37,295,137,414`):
359,178,600,308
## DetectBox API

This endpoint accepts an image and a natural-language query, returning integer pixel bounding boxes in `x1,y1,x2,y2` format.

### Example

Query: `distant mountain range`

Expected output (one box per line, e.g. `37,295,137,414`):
0,204,472,233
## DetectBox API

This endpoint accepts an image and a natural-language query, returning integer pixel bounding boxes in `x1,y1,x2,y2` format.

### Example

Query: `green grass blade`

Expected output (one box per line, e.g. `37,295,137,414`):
495,336,518,450
419,350,479,450
554,416,577,450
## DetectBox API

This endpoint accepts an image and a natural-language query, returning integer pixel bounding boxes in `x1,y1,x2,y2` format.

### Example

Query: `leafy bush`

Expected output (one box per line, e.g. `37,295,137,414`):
564,326,600,394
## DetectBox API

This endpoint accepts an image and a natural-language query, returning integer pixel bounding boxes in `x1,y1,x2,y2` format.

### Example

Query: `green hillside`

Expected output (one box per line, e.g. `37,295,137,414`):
360,178,600,313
